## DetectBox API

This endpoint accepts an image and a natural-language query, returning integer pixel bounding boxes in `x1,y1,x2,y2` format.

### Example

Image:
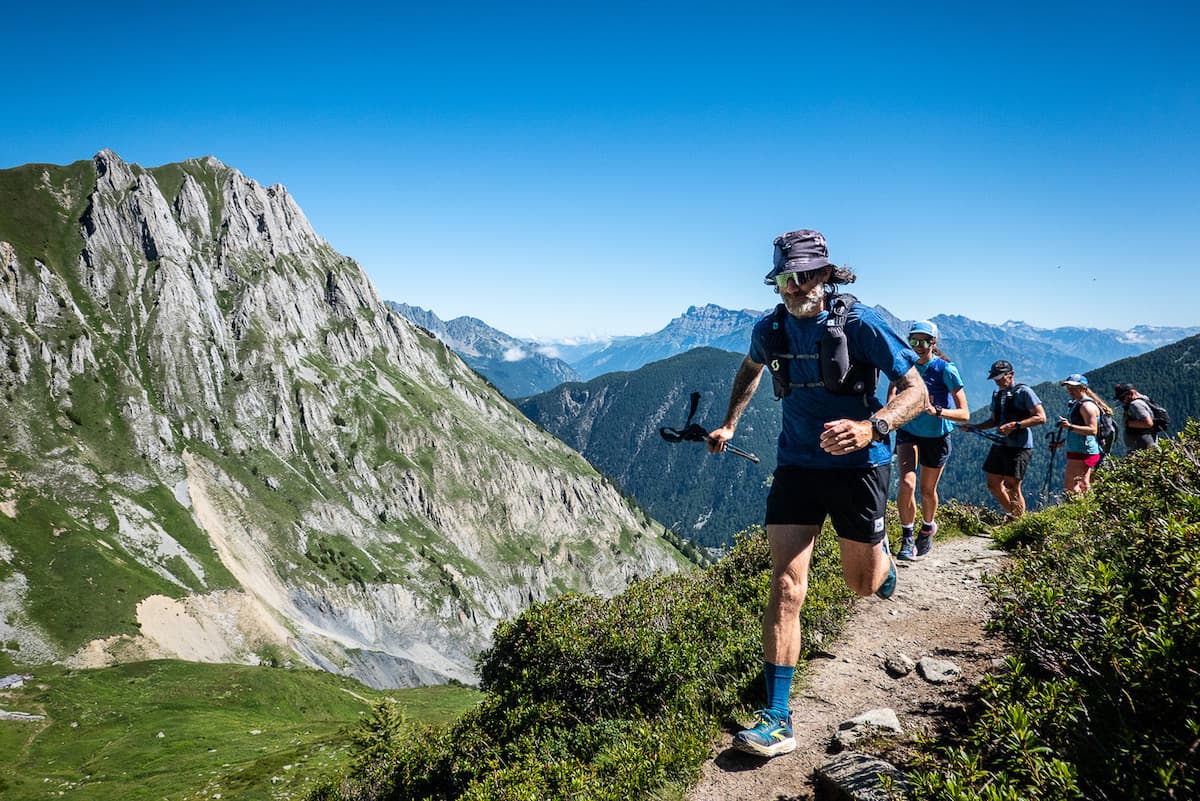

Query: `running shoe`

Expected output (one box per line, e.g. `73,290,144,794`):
732,709,796,757
875,540,898,599
916,521,937,557
897,533,916,561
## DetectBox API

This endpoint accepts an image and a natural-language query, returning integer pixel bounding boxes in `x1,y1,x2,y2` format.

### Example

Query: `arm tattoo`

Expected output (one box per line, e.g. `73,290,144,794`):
722,357,764,429
880,366,926,430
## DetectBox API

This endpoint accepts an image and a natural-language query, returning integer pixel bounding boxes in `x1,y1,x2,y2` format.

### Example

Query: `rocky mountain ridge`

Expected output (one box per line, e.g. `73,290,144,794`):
0,151,685,687
389,302,580,397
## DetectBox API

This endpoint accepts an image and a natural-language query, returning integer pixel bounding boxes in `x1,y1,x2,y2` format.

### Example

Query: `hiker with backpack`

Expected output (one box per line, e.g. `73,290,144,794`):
887,321,969,560
961,360,1046,519
1114,383,1166,452
706,229,926,758
1051,374,1113,495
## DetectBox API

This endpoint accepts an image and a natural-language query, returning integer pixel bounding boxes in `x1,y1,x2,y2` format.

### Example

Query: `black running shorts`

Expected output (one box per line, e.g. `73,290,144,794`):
765,464,890,544
895,429,952,469
982,445,1033,479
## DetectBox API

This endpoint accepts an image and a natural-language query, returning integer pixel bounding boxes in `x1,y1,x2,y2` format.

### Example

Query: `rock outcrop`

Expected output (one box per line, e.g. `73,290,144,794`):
0,151,686,687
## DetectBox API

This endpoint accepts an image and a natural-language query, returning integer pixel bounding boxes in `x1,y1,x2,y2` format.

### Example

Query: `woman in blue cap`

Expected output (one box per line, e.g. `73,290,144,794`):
1055,373,1111,495
888,321,969,559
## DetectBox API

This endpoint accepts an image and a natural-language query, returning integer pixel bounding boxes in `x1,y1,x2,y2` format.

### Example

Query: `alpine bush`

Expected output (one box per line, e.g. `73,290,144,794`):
308,525,856,800
909,422,1200,801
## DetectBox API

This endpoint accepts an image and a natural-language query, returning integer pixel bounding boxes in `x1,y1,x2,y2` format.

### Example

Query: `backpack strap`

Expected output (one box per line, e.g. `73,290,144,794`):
763,293,876,399
764,304,819,399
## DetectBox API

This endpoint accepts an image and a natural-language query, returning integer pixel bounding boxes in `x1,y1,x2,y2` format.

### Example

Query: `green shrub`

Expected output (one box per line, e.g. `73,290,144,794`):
308,525,856,800
909,422,1200,800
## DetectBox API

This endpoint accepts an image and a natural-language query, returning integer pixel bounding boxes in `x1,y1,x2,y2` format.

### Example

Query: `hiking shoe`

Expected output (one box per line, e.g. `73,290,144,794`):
875,553,898,600
916,521,936,557
732,709,795,757
897,533,916,561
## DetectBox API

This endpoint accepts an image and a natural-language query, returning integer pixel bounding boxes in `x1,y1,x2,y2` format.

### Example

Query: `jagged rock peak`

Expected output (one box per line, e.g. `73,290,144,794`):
90,149,325,258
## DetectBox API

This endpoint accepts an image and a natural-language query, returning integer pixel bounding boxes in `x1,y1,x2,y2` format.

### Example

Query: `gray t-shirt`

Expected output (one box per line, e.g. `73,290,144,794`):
1123,397,1155,449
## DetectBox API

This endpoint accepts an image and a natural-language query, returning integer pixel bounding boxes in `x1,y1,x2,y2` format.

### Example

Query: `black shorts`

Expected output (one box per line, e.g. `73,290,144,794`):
765,464,890,544
895,429,952,469
982,445,1033,480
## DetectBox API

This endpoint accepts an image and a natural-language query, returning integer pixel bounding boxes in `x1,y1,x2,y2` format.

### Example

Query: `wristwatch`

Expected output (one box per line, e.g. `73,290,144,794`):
869,416,891,442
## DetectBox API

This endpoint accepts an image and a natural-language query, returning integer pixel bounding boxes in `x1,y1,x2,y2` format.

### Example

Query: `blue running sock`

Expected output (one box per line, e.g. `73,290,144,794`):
764,662,795,720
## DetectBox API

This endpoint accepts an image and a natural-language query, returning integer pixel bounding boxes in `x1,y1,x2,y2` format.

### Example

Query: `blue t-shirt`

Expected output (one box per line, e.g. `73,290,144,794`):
990,383,1042,449
900,358,964,439
749,303,918,469
1066,398,1101,455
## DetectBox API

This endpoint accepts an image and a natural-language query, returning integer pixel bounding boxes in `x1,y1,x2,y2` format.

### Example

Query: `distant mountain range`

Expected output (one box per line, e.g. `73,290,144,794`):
388,303,581,398
521,334,1200,545
393,302,1198,413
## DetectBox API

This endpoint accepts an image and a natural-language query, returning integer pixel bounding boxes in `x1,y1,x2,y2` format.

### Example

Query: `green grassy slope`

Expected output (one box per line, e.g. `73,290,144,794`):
0,660,480,800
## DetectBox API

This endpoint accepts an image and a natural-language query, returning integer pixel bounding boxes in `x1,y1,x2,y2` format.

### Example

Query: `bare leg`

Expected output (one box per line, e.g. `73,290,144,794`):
918,463,945,524
1004,477,1026,517
986,473,1015,515
762,524,819,667
839,538,893,597
896,444,918,527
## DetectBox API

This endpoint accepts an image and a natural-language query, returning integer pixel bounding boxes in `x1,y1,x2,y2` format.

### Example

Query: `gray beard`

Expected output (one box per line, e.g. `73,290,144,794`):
785,286,826,317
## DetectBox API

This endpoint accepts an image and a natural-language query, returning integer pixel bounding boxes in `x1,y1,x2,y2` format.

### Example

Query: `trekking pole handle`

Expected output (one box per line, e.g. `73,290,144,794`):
706,435,759,463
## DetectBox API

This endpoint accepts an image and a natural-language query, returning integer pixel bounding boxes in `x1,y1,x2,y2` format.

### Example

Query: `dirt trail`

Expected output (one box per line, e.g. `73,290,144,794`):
690,534,1007,801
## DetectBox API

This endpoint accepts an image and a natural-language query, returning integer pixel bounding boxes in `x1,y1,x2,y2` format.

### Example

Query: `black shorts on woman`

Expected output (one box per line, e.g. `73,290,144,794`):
895,429,952,469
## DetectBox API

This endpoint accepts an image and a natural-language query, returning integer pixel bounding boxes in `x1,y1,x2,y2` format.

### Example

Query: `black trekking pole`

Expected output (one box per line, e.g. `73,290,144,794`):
659,391,759,463
953,423,1007,445
1042,427,1066,507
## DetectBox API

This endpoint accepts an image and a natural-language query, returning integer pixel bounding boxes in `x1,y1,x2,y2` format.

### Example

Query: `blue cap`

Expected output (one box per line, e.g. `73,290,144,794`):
909,320,938,339
1061,373,1089,387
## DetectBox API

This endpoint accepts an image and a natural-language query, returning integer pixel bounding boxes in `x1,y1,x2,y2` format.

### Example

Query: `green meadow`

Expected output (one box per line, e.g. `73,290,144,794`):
0,659,480,800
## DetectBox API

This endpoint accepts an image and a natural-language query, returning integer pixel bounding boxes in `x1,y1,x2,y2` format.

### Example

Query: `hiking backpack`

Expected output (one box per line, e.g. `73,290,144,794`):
1075,398,1117,461
763,294,879,399
1143,396,1171,434
1096,406,1118,456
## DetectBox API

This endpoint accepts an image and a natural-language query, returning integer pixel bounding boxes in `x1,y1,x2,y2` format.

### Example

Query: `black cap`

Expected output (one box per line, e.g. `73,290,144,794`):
1114,382,1135,399
987,359,1014,379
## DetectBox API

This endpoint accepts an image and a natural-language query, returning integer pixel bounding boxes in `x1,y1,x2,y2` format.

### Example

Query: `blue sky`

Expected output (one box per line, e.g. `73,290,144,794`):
4,1,1198,340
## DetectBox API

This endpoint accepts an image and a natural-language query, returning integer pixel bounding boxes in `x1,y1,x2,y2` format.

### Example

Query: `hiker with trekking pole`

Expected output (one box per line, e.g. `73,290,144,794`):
886,321,969,560
961,359,1046,520
1050,373,1114,496
706,229,925,758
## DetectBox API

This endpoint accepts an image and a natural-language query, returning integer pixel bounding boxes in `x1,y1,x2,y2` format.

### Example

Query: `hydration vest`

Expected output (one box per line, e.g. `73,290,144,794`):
921,358,951,408
763,293,879,400
991,383,1030,426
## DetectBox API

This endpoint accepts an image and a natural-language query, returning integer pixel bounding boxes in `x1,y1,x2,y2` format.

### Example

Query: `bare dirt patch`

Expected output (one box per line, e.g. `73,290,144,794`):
690,533,1007,801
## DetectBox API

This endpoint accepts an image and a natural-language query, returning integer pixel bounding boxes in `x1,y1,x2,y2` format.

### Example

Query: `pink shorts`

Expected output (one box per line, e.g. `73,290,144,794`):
1067,452,1102,468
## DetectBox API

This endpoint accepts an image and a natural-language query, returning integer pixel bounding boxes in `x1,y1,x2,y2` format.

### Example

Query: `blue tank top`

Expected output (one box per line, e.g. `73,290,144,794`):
1066,398,1101,455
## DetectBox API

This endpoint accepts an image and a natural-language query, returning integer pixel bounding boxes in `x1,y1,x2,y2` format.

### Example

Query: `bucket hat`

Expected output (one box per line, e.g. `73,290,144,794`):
764,229,833,285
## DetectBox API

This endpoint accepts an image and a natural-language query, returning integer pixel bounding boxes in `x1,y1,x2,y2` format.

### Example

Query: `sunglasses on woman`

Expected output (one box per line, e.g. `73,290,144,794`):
908,338,934,348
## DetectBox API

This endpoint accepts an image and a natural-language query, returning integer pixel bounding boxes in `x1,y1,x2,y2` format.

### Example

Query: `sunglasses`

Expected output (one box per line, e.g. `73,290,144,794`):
908,338,934,348
774,269,823,290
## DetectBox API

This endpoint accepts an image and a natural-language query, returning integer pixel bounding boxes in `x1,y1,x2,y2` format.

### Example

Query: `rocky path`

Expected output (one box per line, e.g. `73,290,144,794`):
689,534,1007,801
